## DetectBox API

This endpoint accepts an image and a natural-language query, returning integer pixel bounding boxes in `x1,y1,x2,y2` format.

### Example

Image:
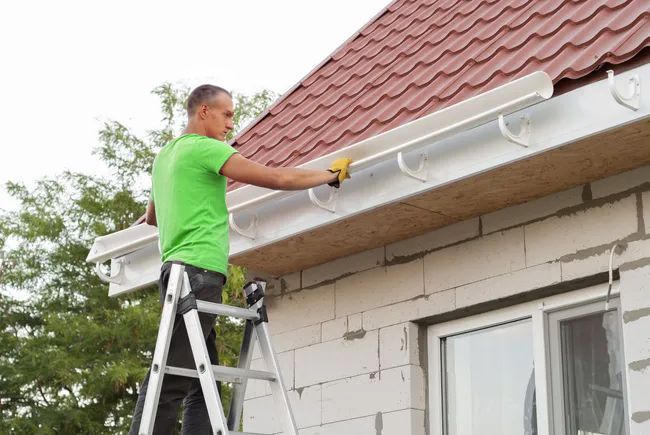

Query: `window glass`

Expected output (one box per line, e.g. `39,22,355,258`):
444,319,537,435
560,310,625,435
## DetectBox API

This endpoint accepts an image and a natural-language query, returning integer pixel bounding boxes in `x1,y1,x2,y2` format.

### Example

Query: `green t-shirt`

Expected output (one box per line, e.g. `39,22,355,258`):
151,134,238,275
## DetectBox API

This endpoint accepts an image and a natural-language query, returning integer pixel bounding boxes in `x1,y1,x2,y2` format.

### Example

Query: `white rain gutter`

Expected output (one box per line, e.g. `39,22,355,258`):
87,64,647,297
226,71,553,214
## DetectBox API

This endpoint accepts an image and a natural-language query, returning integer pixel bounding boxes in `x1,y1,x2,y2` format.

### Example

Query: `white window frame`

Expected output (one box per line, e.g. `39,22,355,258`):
427,282,629,435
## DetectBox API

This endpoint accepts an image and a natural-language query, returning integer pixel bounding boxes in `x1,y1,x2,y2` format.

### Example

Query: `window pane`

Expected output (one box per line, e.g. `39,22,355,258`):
561,310,625,435
444,319,537,435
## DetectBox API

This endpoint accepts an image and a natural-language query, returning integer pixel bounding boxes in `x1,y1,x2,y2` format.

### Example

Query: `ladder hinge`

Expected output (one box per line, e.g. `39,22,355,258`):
177,293,198,315
255,306,268,325
244,280,265,306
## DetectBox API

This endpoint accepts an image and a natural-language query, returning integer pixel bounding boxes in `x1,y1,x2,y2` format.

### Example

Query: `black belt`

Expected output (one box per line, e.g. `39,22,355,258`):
166,260,226,283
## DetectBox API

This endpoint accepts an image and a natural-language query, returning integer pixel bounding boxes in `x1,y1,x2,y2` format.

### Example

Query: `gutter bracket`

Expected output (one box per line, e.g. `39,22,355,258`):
229,213,258,239
397,152,428,182
308,187,338,213
607,70,640,111
498,114,530,147
95,258,124,284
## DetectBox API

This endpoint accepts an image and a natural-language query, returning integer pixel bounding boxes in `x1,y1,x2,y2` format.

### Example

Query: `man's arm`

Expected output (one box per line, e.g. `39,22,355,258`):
220,154,342,190
145,198,157,226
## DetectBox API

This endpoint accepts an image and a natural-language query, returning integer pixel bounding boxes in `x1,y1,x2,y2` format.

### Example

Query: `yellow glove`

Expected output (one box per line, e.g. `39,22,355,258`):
328,157,352,188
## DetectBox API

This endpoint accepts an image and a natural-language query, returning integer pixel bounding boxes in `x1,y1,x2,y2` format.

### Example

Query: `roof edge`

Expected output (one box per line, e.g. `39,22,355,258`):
227,63,650,263
88,63,650,293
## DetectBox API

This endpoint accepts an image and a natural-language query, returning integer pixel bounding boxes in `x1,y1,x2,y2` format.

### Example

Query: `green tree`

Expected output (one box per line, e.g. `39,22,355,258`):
0,85,277,434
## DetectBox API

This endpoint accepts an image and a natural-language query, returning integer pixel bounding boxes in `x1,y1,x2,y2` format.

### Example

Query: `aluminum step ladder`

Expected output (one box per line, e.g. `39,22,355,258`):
138,262,298,435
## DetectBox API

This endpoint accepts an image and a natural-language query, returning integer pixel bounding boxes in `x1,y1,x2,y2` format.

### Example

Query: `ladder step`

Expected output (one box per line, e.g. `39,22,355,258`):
165,364,276,384
195,300,260,320
231,432,271,435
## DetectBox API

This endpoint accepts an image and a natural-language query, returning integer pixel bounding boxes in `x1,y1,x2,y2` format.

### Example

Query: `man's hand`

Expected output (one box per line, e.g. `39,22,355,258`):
327,157,352,188
221,154,352,191
145,199,157,226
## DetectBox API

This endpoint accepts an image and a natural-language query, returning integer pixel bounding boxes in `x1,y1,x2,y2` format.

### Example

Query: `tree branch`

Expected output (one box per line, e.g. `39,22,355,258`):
62,384,80,408
36,384,50,406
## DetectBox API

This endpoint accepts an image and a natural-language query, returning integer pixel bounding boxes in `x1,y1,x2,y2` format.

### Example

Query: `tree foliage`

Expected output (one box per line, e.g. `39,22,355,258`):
0,84,277,433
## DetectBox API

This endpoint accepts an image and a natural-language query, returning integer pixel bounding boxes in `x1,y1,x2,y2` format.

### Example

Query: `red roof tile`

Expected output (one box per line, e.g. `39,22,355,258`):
230,0,650,188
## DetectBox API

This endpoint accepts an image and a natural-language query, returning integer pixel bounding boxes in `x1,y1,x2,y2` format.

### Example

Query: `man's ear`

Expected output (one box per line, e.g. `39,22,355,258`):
199,104,209,119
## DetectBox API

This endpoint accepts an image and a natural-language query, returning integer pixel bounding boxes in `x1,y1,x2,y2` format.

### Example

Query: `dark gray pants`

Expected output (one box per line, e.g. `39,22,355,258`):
129,261,226,435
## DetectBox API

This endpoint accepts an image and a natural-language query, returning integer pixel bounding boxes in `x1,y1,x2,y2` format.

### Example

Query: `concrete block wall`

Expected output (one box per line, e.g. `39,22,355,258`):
243,165,650,435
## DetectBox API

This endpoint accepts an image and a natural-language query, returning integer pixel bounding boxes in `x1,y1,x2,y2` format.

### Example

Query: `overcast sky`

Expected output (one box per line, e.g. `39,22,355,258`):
0,0,389,210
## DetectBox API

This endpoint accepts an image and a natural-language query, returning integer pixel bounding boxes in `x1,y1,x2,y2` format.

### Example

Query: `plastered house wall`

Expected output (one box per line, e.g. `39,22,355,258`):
242,165,650,435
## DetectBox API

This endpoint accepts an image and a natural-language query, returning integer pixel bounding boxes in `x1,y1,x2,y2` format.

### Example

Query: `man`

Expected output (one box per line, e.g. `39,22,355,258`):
129,84,351,434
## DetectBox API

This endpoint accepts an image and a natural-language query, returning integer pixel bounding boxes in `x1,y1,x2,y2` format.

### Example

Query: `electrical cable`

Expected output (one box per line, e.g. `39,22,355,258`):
605,243,620,310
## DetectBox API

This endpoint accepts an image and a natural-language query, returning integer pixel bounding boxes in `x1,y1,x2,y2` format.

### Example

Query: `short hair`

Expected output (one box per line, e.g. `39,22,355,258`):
187,84,232,116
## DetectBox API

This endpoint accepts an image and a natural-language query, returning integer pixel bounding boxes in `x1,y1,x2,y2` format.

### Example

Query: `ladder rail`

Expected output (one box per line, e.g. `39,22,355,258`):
183,308,229,434
228,320,257,430
255,320,299,435
181,272,229,435
138,265,184,435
